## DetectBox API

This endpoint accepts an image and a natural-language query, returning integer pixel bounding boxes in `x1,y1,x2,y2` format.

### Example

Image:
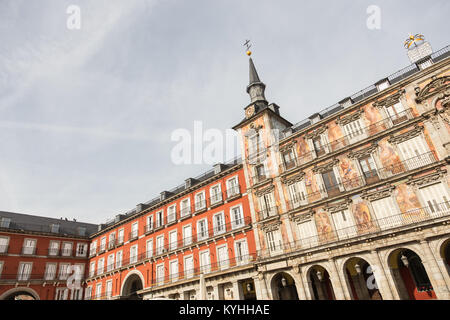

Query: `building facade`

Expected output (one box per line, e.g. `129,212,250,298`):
0,42,449,300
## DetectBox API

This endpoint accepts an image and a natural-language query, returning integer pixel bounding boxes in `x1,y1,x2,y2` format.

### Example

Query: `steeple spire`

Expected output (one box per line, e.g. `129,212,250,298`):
249,58,261,84
246,57,266,104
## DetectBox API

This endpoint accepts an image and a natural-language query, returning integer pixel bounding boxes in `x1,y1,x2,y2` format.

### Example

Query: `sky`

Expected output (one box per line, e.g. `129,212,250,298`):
0,0,448,224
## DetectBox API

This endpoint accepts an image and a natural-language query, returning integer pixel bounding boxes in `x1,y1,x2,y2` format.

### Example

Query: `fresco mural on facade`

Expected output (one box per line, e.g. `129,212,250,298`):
314,210,335,242
350,196,376,234
363,104,386,136
377,138,404,176
328,121,346,151
296,137,312,165
422,127,438,157
337,156,363,190
394,183,425,219
304,169,321,203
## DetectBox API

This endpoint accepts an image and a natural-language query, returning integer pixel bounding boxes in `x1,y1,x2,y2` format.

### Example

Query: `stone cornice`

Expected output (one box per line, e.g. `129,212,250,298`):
361,184,395,201
312,159,340,173
254,184,275,197
406,168,448,187
348,142,378,159
260,219,282,232
279,140,297,153
335,109,364,126
289,209,314,223
281,172,305,185
373,89,405,108
415,75,450,103
388,124,424,144
324,198,353,213
304,125,328,140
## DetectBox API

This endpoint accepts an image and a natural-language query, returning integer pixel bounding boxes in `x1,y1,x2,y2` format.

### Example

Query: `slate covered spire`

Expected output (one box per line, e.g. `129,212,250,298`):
249,58,261,84
246,57,266,104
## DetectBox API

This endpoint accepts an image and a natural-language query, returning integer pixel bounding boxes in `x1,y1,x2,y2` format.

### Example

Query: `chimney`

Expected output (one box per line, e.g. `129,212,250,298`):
375,78,390,92
136,203,149,213
308,113,322,124
160,191,172,201
338,97,354,109
114,214,125,223
185,178,198,189
213,163,227,174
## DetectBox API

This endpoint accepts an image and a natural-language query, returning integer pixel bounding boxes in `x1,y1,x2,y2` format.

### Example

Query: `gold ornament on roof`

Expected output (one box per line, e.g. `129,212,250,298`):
404,34,425,49
244,39,252,56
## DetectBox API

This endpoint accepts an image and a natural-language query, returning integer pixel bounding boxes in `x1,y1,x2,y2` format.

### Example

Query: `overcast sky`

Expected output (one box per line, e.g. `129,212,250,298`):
0,0,448,224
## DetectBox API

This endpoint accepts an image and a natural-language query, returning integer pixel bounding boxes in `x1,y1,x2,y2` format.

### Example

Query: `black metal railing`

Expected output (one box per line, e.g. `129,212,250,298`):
226,185,241,199
0,245,8,254
21,246,36,255
47,248,60,256
194,200,207,212
179,207,191,219
258,206,279,221
252,173,268,184
258,202,450,260
128,230,139,242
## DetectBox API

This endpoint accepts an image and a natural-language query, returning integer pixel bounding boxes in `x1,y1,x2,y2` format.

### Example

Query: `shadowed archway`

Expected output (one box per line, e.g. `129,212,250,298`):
121,273,144,300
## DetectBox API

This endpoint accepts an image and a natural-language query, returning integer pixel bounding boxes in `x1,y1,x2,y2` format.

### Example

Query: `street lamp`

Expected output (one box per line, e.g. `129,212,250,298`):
401,254,409,268
246,283,253,292
355,263,362,275
281,276,287,287
316,270,323,281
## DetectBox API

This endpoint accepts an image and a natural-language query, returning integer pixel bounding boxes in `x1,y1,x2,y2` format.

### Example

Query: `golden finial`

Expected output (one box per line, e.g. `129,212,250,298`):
244,39,252,56
404,34,425,49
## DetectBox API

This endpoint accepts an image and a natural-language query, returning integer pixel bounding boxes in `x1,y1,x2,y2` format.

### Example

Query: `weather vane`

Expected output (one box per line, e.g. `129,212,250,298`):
244,39,252,56
404,34,425,49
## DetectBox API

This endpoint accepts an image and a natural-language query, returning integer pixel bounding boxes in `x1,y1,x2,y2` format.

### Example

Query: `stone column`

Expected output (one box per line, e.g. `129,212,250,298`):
435,255,450,291
291,266,307,300
419,240,450,300
370,250,395,300
328,259,347,300
253,273,269,300
231,281,241,300
211,284,220,300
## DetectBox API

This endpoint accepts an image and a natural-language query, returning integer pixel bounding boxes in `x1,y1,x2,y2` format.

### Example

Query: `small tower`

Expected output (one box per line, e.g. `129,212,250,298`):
405,34,433,64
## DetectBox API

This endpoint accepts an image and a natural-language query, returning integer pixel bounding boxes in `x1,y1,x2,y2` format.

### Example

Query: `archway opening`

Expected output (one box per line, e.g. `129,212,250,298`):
344,257,382,300
121,274,144,300
240,279,257,300
308,265,335,300
440,239,450,277
389,248,436,300
4,291,36,300
270,272,299,300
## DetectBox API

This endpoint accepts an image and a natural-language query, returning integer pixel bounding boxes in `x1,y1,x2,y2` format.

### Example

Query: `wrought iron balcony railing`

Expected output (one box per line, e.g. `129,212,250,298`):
258,206,279,221
226,185,241,199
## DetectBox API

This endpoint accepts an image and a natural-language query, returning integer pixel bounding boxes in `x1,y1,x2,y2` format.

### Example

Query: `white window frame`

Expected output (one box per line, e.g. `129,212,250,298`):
44,262,57,280
85,286,93,300
184,254,194,279
96,283,102,299
106,280,113,299
180,198,191,217
107,254,115,272
22,238,37,255
156,263,165,285
59,263,70,280
169,259,179,282
130,244,138,264
116,250,123,269
210,184,223,204
17,262,33,281
97,258,104,275
230,204,244,229
156,210,164,228
169,230,178,251
234,239,249,265
146,214,154,232
167,204,177,223
194,191,206,211
183,224,192,246
76,243,88,257
0,236,10,254
61,241,73,257
146,239,153,258
199,249,211,274
48,240,60,256
99,237,106,252
342,118,367,144
156,235,165,255
213,211,226,235
216,244,229,270
89,261,96,277
226,176,240,198
131,222,139,239
197,218,209,241
118,229,124,245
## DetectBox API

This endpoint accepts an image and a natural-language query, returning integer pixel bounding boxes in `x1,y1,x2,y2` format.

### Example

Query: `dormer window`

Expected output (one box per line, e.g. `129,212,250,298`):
50,224,60,233
77,227,86,237
0,217,11,228
376,79,390,91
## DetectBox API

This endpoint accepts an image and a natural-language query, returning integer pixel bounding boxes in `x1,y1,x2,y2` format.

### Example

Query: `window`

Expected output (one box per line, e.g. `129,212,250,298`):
106,280,113,299
370,196,401,230
156,263,165,284
331,210,357,239
312,136,325,156
44,263,57,280
49,241,60,256
156,210,164,228
282,149,296,170
116,251,123,269
297,219,318,248
23,239,36,255
146,215,154,233
168,205,177,223
130,245,138,264
76,243,87,257
288,181,307,209
418,182,450,217
55,288,69,300
254,164,266,182
259,192,276,219
170,260,179,281
197,219,208,240
108,232,116,248
216,245,229,270
343,119,366,144
213,212,225,235
397,135,432,170
0,237,9,253
71,288,83,300
90,241,97,256
226,177,240,198
89,262,96,277
321,169,341,197
266,230,282,256
180,198,191,217
50,224,60,233
77,227,86,237
248,133,264,157
184,255,194,279
130,222,138,239
73,264,84,280
146,239,153,258
0,261,3,278
199,250,210,273
230,205,244,229
235,240,249,265
59,263,70,280
386,102,408,125
210,185,222,204
97,258,104,275
118,229,124,244
96,283,102,299
100,237,106,252
156,235,165,255
85,287,92,300
169,230,177,251
107,254,114,272
62,242,72,256
183,225,192,246
0,217,11,228
18,262,32,281
359,156,379,182
195,192,206,211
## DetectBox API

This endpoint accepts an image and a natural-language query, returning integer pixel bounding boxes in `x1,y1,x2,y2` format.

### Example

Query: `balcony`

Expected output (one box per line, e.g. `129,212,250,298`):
89,249,97,257
48,248,59,256
167,211,178,225
194,200,207,213
144,224,154,235
116,238,124,247
98,245,106,254
128,230,139,242
226,185,241,200
108,240,116,250
258,206,279,222
257,201,450,261
61,248,72,257
280,158,297,173
179,207,192,220
209,194,223,207
21,246,36,255
252,173,268,185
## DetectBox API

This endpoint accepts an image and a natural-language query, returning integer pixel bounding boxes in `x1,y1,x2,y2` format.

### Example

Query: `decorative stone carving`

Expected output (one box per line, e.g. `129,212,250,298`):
289,210,314,223
361,184,395,201
324,198,353,213
387,125,424,144
279,140,297,153
373,89,405,108
312,158,340,173
281,172,305,185
406,168,447,187
305,125,328,140
254,185,275,197
415,76,450,103
261,220,282,232
348,142,378,159
335,109,364,126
